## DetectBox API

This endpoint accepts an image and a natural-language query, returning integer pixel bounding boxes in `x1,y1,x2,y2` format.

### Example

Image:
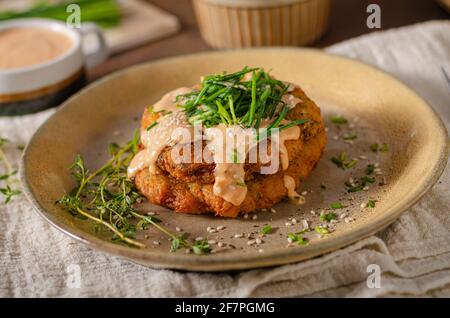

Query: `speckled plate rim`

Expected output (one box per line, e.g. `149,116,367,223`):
20,48,450,272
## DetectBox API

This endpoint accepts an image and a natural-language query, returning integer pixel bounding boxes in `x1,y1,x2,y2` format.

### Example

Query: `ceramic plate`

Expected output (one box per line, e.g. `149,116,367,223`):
21,49,449,271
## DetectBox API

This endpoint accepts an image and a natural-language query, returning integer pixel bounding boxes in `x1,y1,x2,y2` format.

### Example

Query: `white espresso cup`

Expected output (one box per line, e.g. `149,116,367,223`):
0,18,108,115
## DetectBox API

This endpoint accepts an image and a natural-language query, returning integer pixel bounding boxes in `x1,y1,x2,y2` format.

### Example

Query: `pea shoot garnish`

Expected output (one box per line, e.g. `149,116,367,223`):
57,131,209,253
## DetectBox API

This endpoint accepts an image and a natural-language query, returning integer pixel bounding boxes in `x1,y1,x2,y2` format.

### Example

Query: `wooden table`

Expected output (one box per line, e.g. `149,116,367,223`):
90,0,449,80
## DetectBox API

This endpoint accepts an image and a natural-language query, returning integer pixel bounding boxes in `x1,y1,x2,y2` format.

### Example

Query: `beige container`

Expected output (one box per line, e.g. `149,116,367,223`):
193,0,331,48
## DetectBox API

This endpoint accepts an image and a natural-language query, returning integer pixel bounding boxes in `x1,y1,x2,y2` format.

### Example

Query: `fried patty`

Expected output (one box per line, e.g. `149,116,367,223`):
134,87,327,217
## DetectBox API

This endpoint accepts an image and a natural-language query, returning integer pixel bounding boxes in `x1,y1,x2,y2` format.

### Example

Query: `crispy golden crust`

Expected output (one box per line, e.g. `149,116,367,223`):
134,87,327,217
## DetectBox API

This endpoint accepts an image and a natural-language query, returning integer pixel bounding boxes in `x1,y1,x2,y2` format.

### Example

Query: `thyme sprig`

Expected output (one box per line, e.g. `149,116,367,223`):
177,67,308,131
57,132,210,254
0,137,21,204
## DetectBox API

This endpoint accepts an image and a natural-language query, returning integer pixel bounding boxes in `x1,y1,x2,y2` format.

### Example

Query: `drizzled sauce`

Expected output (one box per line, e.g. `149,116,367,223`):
283,175,306,205
127,84,304,206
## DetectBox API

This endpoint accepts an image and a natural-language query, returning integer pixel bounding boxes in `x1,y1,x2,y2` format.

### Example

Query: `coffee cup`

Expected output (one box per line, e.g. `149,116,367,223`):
0,18,108,116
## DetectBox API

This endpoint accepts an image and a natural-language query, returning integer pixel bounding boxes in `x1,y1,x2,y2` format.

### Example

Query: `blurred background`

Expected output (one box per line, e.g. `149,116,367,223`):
0,0,448,80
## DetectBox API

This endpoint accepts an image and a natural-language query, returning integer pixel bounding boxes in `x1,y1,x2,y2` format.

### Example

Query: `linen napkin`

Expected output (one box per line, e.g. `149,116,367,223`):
1,20,449,297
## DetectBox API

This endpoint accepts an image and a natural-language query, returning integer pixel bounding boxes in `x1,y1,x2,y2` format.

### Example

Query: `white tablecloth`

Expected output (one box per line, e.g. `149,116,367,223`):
1,20,449,297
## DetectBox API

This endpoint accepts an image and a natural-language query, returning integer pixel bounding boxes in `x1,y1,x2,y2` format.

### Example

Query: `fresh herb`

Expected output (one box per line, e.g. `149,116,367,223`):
367,199,376,208
192,239,212,255
331,152,358,169
0,137,21,204
371,143,389,153
343,133,357,140
57,131,209,253
380,143,389,152
330,115,348,125
288,231,309,245
315,226,329,235
345,174,375,193
235,181,247,187
146,122,158,131
0,0,122,28
366,164,375,175
370,143,379,152
320,212,337,222
330,202,343,209
0,185,21,204
231,148,240,163
261,224,273,235
176,67,310,134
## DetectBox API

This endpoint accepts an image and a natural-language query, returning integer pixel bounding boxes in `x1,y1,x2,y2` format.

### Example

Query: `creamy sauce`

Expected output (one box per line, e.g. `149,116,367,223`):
283,175,306,205
153,87,193,112
204,124,250,206
0,27,73,69
128,111,194,178
128,84,304,207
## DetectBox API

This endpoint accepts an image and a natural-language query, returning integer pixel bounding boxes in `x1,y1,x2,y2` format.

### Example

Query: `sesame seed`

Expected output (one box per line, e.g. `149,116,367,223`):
302,219,309,229
252,214,258,220
217,242,224,247
147,212,156,216
301,191,308,196
216,225,225,231
144,234,149,239
287,237,293,243
361,202,367,209
339,213,347,219
175,227,182,232
310,210,316,215
291,218,298,224
258,249,264,253
195,237,204,241
206,227,213,232
363,186,369,191
247,240,256,245
270,208,277,213
285,222,292,227
209,229,218,233
359,155,367,160
207,240,217,245
243,214,249,219
153,241,160,245
234,233,243,238
255,238,262,244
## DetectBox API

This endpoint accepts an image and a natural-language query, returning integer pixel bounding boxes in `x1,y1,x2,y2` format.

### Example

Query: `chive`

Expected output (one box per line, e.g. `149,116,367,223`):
248,71,258,126
367,199,376,208
366,164,375,175
330,115,348,124
315,226,329,234
228,95,237,124
320,212,337,222
343,133,357,140
261,224,273,235
330,202,343,209
146,122,158,131
370,143,379,152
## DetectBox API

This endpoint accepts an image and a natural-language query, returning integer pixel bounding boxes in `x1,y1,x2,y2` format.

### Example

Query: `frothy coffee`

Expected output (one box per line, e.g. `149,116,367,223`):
0,27,73,70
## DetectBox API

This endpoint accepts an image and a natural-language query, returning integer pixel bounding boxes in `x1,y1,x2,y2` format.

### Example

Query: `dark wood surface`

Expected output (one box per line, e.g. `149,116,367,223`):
90,0,449,80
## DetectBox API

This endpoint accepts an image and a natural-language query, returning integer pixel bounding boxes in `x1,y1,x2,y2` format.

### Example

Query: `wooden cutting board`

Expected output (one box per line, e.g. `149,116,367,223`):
0,0,180,54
